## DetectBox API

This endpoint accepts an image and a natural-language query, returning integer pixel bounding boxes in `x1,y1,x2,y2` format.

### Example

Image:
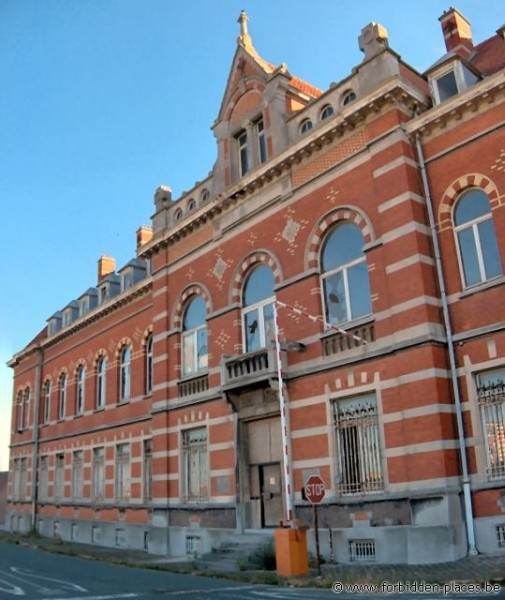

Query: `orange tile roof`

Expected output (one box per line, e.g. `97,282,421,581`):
471,34,505,75
289,76,323,98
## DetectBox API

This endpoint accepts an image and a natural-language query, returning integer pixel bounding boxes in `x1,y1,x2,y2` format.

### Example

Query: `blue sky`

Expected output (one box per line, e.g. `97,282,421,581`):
1,0,503,470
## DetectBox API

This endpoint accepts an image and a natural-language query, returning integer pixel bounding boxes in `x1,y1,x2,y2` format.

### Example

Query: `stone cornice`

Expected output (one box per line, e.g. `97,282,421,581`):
9,279,153,366
405,70,505,138
141,79,428,258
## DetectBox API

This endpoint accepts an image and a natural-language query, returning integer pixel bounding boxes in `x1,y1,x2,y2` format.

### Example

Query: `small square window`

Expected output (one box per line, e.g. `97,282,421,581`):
435,71,458,102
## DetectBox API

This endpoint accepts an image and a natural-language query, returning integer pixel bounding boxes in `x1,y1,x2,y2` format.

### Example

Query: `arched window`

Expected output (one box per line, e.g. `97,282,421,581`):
201,189,210,203
454,189,501,288
22,388,30,429
58,374,67,420
43,380,51,424
342,90,357,106
300,119,313,135
321,222,371,325
243,264,275,352
182,297,208,376
320,105,334,120
76,365,85,415
145,335,153,394
187,198,196,212
96,356,107,409
15,391,23,431
174,208,183,222
119,346,131,402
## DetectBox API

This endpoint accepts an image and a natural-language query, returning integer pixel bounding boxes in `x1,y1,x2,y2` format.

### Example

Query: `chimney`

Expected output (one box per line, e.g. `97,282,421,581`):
97,255,115,283
439,8,473,58
136,225,153,250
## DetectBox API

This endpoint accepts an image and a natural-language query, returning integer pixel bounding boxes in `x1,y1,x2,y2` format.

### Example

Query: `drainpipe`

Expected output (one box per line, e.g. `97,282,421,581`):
30,347,43,531
415,134,477,555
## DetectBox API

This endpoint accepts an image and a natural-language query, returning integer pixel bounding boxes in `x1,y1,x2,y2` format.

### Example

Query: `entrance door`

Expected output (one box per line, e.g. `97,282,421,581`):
259,463,283,527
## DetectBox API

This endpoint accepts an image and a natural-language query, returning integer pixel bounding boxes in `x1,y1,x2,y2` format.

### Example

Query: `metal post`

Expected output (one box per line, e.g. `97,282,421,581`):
313,504,321,576
272,302,294,525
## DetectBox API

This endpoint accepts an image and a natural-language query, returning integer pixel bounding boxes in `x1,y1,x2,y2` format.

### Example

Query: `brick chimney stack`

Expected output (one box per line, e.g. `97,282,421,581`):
97,255,115,283
136,225,153,251
439,8,474,58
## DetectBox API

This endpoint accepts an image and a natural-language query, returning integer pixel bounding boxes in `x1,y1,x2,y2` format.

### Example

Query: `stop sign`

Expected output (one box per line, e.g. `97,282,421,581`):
304,475,325,504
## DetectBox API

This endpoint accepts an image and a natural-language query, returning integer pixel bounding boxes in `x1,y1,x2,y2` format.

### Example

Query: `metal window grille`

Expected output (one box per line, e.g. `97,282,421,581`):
496,524,505,548
333,395,383,495
182,428,208,501
186,535,201,556
477,372,505,481
349,539,376,562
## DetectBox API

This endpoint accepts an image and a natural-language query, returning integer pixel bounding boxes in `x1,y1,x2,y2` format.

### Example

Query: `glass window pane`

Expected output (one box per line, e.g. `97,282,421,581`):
324,272,347,324
479,219,502,280
244,265,274,306
183,297,206,330
436,71,458,101
263,302,275,346
458,228,481,286
183,333,195,375
245,309,260,351
348,262,372,320
454,190,491,226
197,328,208,370
322,223,365,271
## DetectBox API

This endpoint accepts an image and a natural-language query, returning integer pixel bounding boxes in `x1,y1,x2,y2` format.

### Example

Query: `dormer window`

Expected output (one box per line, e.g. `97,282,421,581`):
430,61,479,105
237,130,249,176
122,271,134,291
100,286,107,304
79,298,88,317
342,90,357,106
300,119,313,135
320,105,334,120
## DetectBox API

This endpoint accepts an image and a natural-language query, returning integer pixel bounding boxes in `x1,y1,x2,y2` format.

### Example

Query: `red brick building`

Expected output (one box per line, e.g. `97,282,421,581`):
7,8,505,564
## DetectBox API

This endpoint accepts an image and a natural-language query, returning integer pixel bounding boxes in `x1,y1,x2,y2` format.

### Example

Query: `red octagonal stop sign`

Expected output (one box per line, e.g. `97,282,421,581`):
304,475,325,504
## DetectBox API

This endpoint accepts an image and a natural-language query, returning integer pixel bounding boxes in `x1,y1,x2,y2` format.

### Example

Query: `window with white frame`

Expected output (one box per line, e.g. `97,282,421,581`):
143,439,153,501
96,356,107,409
15,391,23,431
43,380,51,424
92,447,105,500
256,118,267,164
182,297,208,376
58,374,67,420
182,427,208,501
39,456,48,500
145,335,153,394
119,346,131,401
55,453,65,501
321,222,372,326
477,368,505,481
454,189,501,288
72,450,83,500
76,365,85,415
333,394,384,495
431,62,478,104
237,129,249,177
115,443,130,502
22,388,30,429
242,264,275,353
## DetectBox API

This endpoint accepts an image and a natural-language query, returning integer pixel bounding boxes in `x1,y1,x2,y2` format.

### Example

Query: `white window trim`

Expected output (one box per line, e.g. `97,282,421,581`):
242,297,274,352
96,357,107,409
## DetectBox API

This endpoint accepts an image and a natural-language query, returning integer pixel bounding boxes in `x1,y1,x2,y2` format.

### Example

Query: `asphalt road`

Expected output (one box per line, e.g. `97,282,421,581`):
0,542,503,600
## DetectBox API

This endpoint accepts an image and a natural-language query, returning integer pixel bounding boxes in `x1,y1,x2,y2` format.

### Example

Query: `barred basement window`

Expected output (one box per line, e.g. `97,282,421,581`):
182,427,208,501
333,394,384,495
496,524,505,548
349,539,376,562
186,535,201,556
477,369,505,481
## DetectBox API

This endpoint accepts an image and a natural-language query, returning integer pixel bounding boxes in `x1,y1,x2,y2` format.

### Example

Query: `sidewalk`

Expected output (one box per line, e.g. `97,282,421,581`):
1,531,504,588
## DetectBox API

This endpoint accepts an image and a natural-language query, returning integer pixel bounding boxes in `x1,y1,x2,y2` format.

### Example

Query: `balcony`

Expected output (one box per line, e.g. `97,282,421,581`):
221,347,278,391
322,320,375,357
178,373,209,398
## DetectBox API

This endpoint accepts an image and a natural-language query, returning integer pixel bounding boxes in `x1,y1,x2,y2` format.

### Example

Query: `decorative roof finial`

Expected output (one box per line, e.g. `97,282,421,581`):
237,10,252,48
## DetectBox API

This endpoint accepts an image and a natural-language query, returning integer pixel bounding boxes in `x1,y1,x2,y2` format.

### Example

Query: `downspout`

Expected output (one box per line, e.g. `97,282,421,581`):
415,133,477,555
30,347,43,531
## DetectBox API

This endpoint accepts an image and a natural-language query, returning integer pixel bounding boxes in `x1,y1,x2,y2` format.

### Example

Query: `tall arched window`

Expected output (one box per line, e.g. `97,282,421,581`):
43,380,51,424
243,264,275,352
119,346,131,402
321,222,371,325
454,189,501,288
182,297,208,376
58,374,67,420
145,335,153,394
15,391,23,431
96,356,107,409
76,365,85,415
22,388,30,429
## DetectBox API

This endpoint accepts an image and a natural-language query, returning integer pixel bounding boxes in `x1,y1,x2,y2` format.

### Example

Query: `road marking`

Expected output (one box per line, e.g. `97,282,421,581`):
39,594,138,600
0,577,24,596
160,586,257,596
9,568,87,593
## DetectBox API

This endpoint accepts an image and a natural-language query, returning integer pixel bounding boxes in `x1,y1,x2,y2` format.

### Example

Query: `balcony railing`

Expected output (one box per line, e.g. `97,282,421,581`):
323,321,375,357
178,373,209,398
221,347,277,390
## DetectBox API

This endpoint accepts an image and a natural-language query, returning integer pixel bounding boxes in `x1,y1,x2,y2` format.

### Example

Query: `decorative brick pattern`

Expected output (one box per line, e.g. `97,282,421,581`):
230,251,282,303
